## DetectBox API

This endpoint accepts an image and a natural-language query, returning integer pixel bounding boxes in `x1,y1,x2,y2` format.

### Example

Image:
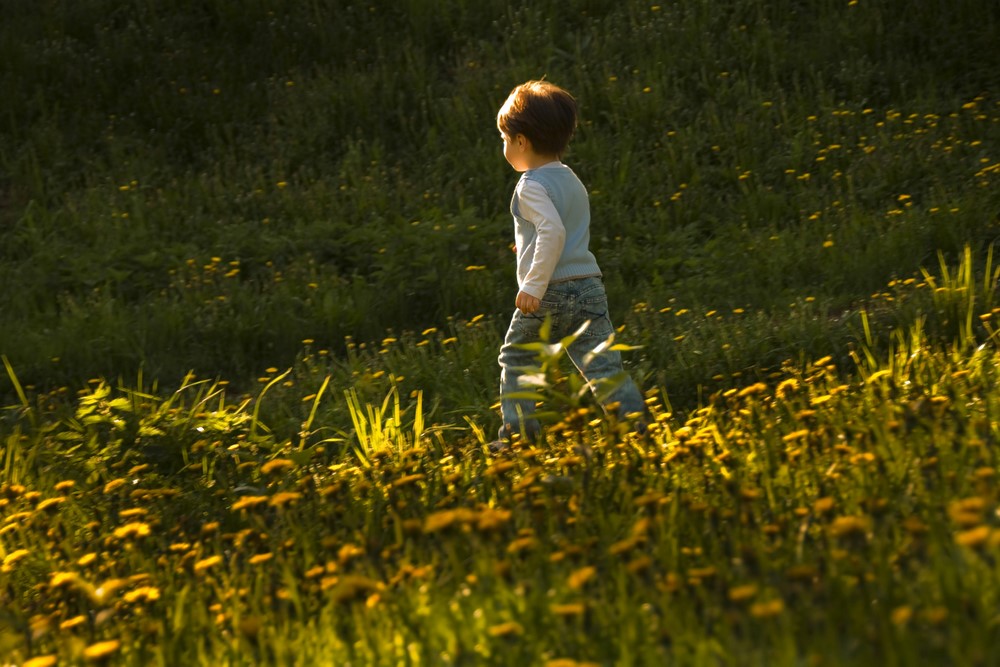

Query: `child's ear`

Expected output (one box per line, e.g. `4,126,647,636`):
516,134,530,151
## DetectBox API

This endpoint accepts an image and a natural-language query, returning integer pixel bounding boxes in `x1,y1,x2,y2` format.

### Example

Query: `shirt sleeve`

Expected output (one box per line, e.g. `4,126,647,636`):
517,178,566,299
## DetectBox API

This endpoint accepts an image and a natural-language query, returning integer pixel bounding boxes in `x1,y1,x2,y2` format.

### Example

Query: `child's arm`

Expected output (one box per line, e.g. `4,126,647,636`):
517,179,566,310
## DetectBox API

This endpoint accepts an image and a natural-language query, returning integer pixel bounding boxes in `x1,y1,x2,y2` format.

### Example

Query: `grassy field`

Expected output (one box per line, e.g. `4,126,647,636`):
2,0,1000,664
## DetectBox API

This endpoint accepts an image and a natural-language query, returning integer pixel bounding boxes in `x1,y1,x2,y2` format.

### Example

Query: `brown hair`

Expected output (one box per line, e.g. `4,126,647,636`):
497,80,578,157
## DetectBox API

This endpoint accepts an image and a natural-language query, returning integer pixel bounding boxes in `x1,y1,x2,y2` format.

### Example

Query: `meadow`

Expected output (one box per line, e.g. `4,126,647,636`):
2,0,1000,664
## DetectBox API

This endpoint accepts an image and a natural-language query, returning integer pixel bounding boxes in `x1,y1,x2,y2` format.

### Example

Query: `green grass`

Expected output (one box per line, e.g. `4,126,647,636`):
2,0,1000,664
1,0,998,404
2,281,1000,665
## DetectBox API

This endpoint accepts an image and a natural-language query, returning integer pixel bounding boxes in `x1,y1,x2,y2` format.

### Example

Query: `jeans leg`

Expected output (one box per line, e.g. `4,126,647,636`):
497,309,545,441
565,279,647,422
567,324,646,420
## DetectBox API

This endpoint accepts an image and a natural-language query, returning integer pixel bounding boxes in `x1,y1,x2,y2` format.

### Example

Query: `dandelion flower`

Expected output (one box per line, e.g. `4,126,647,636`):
476,508,512,532
890,606,912,626
50,571,79,588
113,522,151,540
829,515,870,538
82,639,121,661
61,614,87,630
955,526,992,548
23,656,58,667
194,555,223,574
568,566,597,590
487,621,524,637
123,586,161,604
551,603,587,616
750,599,785,618
36,496,66,512
269,492,302,508
261,459,295,475
232,495,269,511
3,548,30,571
728,584,759,602
103,479,127,494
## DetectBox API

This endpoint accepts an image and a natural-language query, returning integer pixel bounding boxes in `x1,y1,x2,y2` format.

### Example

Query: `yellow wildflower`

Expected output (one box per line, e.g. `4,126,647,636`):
232,495,269,511
123,586,161,604
23,657,58,667
103,479,127,494
750,598,785,618
113,522,151,540
261,458,295,475
568,566,597,590
82,639,121,661
269,492,302,508
487,621,523,637
194,555,223,574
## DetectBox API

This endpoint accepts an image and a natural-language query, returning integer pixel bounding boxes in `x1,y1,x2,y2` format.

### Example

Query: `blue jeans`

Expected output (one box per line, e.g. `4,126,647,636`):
497,276,646,441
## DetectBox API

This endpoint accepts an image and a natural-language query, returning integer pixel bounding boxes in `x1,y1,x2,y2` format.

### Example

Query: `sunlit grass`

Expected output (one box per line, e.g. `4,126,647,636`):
1,0,1000,663
3,263,1000,664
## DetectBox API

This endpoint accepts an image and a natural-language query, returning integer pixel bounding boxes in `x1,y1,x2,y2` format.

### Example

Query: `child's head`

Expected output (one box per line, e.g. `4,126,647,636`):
497,80,577,157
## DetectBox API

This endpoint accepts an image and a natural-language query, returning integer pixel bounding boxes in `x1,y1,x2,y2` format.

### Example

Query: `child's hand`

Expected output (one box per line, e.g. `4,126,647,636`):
516,291,541,314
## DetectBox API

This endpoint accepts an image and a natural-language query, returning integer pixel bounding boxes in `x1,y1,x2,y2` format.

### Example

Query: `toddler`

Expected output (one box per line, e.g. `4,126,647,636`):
495,80,646,443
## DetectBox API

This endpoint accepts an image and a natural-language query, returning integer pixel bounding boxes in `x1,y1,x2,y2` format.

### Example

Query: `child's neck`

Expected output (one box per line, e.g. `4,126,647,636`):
521,153,560,171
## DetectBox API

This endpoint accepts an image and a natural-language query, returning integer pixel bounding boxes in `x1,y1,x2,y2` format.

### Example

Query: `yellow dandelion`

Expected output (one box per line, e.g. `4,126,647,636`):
50,571,78,588
391,473,426,489
775,378,799,397
568,566,597,590
103,479,127,494
507,536,538,555
60,615,87,630
424,508,478,533
118,508,147,519
813,497,836,514
551,602,587,616
232,495,270,511
890,605,913,626
113,522,151,540
829,515,870,538
749,598,785,618
123,586,161,604
269,491,302,508
261,458,295,475
23,656,58,667
249,553,273,565
487,621,523,637
737,382,768,397
782,429,810,443
82,639,121,661
955,526,992,548
36,496,66,512
54,480,76,492
3,548,31,569
194,555,223,574
476,507,513,532
728,584,759,602
92,578,126,604
338,543,365,564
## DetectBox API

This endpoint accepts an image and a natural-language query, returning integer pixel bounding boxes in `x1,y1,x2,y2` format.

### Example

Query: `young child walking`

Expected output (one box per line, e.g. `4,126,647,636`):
495,79,646,444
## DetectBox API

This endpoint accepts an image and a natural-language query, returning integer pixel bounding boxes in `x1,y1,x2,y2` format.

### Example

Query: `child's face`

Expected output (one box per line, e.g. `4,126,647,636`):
500,132,531,172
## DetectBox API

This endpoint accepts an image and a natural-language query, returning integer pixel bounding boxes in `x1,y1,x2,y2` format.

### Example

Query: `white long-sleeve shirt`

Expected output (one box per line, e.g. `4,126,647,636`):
510,162,601,299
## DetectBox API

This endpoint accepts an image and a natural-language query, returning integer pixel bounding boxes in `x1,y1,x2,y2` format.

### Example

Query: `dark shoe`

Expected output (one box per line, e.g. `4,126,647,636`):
487,439,511,454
